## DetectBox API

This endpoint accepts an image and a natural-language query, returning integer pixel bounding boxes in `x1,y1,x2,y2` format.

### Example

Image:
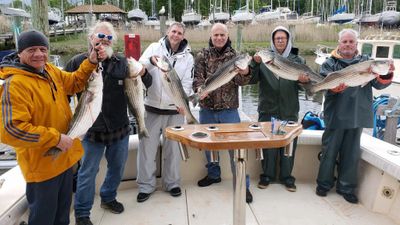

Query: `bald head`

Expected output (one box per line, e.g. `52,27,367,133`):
211,23,228,34
211,23,229,49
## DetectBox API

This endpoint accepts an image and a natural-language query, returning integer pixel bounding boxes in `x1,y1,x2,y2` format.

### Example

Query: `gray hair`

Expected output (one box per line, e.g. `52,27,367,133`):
338,29,358,42
88,21,118,42
168,22,186,34
211,22,228,34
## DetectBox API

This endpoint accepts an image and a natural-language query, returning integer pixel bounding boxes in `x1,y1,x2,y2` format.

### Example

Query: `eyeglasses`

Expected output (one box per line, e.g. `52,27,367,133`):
95,33,113,41
274,37,287,42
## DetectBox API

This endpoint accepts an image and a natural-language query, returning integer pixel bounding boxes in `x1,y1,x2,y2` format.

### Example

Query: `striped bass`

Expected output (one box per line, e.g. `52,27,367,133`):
44,66,104,158
310,60,391,93
155,56,198,124
125,57,149,137
256,50,324,84
193,53,252,105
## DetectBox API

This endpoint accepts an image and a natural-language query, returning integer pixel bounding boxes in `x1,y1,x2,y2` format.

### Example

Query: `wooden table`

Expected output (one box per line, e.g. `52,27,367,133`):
165,121,302,225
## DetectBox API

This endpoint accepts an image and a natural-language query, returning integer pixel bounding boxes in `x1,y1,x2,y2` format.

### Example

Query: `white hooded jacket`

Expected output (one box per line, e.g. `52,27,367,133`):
140,36,194,111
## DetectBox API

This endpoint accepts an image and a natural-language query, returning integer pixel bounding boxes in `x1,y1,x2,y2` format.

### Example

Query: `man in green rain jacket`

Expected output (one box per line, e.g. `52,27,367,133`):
249,26,310,192
316,28,395,204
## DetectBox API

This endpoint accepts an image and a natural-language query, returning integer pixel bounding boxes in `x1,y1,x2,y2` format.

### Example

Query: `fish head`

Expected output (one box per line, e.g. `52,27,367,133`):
86,69,103,92
235,53,252,70
371,60,390,75
255,50,274,64
155,56,171,72
127,57,144,78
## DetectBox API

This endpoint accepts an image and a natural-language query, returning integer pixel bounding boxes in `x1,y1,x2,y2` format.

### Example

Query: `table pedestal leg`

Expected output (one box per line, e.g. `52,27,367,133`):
233,149,247,225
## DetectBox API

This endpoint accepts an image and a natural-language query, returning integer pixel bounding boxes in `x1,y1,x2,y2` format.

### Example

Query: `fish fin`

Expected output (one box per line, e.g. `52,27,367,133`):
187,117,199,124
272,72,280,80
140,129,150,138
300,83,314,97
189,93,199,107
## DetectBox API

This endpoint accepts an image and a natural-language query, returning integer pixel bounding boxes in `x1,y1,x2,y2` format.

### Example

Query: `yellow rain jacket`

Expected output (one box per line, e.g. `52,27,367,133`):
0,55,96,182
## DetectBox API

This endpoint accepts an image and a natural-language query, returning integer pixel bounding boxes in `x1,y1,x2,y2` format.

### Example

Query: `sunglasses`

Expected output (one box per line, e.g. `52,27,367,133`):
95,33,113,41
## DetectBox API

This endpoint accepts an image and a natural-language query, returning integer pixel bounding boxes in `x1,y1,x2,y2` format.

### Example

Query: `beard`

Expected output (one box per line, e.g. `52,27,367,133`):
105,46,114,58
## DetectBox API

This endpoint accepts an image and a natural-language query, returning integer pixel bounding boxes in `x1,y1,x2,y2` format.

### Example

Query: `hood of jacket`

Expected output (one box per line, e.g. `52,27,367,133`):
270,26,293,58
160,36,191,56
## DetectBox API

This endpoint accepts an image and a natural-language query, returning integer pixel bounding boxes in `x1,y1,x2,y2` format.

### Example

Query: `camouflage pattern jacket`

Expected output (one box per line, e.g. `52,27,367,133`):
193,40,251,110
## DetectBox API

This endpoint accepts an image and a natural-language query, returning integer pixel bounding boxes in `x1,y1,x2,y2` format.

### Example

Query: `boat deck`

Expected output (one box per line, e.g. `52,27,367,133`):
84,180,399,225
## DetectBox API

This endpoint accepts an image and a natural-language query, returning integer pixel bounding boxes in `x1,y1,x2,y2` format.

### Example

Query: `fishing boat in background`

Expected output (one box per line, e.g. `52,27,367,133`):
48,7,62,25
182,0,201,26
254,5,280,23
379,1,400,27
231,0,255,24
144,0,160,28
209,0,230,24
328,2,355,24
127,0,148,22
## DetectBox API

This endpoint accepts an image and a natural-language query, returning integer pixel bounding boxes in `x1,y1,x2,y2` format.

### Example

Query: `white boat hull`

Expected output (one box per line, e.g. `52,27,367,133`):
182,12,201,25
127,8,148,21
231,10,255,23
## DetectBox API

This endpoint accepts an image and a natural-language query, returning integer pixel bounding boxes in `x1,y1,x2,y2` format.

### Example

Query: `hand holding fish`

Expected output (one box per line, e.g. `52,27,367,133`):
330,83,347,93
197,87,209,100
176,107,185,115
388,60,395,73
56,134,73,152
236,66,250,75
153,56,171,73
127,57,145,78
253,55,262,64
298,74,310,83
88,42,107,64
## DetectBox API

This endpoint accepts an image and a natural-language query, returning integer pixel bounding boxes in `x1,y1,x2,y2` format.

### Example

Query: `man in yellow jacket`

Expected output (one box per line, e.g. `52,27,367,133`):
0,30,107,225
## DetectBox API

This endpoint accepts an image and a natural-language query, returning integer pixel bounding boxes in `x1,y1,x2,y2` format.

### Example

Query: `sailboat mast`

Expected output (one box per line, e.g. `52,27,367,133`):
311,0,314,16
151,0,155,16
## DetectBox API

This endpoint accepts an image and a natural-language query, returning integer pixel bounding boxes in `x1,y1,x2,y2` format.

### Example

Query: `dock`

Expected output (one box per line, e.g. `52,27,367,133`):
0,27,86,46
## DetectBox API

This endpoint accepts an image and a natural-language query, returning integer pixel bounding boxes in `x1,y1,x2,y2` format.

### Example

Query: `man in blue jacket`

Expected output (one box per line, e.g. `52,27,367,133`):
316,28,395,204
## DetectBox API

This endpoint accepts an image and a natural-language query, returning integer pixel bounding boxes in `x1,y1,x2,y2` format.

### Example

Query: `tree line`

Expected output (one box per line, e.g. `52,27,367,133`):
10,0,400,22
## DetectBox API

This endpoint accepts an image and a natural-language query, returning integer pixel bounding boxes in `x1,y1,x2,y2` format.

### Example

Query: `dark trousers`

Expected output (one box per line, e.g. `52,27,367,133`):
258,114,297,185
26,168,73,225
260,138,297,185
316,128,362,194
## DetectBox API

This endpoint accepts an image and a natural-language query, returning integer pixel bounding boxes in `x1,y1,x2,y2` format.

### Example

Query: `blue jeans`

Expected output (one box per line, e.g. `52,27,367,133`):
200,108,250,188
74,134,129,218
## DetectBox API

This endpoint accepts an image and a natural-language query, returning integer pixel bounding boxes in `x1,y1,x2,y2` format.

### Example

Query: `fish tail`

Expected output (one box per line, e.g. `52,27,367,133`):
189,93,199,107
43,147,62,157
187,117,199,124
140,129,150,138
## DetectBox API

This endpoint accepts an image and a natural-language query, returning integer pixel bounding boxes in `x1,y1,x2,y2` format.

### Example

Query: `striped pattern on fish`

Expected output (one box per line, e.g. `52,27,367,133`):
44,67,104,158
310,60,391,93
125,57,149,137
201,53,252,94
157,56,198,124
256,50,324,84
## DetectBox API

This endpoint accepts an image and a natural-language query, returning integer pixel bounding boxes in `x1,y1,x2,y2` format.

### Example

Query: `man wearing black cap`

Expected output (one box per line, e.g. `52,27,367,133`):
0,29,107,225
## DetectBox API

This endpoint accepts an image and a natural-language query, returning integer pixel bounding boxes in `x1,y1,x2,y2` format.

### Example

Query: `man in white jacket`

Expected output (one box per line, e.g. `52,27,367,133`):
137,22,194,202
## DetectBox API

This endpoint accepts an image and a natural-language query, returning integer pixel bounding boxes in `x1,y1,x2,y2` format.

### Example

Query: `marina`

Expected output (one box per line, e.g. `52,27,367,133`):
1,1,400,225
